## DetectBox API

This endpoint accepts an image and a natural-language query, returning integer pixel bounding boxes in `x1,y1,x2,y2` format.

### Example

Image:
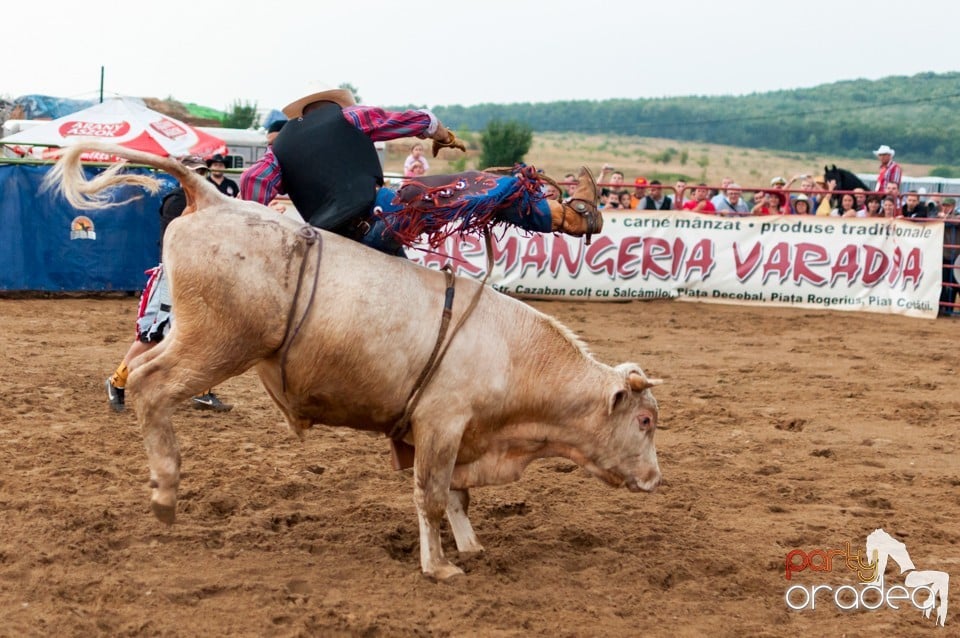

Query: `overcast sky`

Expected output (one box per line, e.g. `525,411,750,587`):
4,0,957,112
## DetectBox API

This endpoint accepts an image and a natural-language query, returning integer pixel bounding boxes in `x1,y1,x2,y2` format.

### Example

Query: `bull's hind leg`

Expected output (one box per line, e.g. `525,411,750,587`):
128,336,248,524
446,489,484,554
413,420,467,580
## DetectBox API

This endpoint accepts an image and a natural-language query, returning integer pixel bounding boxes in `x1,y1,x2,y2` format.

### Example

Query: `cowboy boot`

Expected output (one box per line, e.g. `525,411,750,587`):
548,167,602,242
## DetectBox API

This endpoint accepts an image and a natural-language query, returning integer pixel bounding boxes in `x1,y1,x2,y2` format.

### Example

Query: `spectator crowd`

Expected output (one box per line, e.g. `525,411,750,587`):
559,145,960,221
557,144,957,317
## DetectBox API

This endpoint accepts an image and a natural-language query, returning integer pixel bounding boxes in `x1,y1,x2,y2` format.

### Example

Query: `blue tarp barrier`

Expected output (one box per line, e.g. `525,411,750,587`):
0,163,178,291
11,95,98,120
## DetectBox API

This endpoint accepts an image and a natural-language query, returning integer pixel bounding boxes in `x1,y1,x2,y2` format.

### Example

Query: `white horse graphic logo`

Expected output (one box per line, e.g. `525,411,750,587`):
865,528,949,627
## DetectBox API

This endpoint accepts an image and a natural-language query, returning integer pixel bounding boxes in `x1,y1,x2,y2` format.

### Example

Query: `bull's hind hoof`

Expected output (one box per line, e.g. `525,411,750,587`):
425,562,465,581
151,500,177,525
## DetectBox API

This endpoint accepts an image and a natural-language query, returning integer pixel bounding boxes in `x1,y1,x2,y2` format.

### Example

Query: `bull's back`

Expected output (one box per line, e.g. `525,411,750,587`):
164,206,581,430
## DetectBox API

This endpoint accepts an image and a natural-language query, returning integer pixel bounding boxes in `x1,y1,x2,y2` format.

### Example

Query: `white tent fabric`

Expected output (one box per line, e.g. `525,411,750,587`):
1,98,226,161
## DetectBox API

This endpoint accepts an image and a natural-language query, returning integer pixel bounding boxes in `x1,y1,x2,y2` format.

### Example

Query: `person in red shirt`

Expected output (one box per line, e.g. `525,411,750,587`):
681,183,717,213
751,191,788,216
874,144,902,193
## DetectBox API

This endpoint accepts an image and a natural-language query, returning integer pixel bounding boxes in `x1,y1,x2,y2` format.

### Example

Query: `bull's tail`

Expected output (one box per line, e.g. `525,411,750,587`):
41,141,223,214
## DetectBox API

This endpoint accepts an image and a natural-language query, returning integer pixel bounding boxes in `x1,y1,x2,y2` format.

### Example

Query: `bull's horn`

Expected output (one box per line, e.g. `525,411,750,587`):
628,372,664,392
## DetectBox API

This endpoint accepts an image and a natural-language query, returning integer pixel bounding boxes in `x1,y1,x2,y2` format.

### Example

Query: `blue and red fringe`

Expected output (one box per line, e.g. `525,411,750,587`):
380,165,547,248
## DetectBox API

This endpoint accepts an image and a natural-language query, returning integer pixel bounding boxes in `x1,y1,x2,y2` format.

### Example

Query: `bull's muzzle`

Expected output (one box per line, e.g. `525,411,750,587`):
626,471,662,493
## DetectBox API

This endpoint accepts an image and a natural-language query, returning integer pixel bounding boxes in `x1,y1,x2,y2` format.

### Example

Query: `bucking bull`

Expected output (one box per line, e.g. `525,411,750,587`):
45,142,662,579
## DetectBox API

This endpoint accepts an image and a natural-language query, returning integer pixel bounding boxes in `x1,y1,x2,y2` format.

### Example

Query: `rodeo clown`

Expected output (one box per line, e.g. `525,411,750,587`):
240,85,602,254
105,155,232,413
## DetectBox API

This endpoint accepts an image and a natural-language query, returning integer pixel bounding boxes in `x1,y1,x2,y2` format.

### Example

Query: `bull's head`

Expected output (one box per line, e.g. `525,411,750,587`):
579,363,663,493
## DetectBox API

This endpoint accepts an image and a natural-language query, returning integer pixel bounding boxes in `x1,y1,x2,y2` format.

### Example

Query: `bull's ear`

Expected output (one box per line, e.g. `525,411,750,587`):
609,388,628,415
628,371,663,393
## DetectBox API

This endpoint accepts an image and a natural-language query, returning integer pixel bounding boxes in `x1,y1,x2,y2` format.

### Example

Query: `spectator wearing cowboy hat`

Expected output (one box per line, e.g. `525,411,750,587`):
206,153,239,197
240,84,601,253
791,193,813,216
873,144,902,194
767,177,790,214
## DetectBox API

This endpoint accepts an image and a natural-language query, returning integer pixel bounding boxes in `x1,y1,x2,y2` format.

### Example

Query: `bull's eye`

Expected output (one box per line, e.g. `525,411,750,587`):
639,415,653,430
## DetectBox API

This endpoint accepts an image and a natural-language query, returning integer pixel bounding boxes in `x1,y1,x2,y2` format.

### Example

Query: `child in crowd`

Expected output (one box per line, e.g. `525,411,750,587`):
403,143,430,177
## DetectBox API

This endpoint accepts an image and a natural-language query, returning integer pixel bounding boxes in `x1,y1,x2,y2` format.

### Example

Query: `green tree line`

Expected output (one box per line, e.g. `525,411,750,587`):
389,72,960,166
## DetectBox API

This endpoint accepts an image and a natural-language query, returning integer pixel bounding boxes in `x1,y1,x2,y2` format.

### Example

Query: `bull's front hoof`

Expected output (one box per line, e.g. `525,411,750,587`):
456,542,485,555
425,561,465,581
151,500,177,525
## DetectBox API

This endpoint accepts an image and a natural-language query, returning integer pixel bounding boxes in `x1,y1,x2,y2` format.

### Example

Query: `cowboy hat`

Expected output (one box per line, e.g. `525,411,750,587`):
205,153,228,168
282,82,356,118
178,154,207,171
873,144,895,157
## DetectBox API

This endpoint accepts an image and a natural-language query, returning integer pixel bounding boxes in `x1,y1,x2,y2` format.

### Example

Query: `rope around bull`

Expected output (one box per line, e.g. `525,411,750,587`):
387,230,495,442
277,223,494,441
278,225,323,394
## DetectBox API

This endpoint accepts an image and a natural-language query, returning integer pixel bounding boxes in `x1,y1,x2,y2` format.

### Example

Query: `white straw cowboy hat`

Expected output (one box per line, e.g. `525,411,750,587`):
282,82,356,119
873,144,895,157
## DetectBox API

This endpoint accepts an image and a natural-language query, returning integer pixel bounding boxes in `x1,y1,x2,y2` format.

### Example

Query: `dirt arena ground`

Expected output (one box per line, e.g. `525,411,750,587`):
1,296,957,637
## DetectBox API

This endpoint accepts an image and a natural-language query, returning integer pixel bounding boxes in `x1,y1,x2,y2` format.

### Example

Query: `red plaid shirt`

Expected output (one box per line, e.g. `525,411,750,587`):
240,106,435,205
876,160,902,193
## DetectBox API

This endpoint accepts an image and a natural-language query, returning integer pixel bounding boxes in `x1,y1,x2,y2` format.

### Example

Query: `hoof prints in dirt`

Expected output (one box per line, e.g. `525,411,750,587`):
488,501,529,519
774,417,806,431
383,525,417,561
4,298,959,637
558,527,604,549
268,512,319,532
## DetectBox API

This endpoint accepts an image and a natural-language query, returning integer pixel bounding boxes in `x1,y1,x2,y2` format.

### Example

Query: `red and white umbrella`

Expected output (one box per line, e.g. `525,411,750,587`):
1,97,227,161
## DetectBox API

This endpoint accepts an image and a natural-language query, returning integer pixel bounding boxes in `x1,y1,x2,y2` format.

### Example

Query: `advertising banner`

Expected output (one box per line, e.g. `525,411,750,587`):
0,163,174,291
406,211,944,319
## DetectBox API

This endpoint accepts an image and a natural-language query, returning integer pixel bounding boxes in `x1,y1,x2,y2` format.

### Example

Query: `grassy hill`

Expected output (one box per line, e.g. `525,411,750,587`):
407,72,960,171
8,72,942,192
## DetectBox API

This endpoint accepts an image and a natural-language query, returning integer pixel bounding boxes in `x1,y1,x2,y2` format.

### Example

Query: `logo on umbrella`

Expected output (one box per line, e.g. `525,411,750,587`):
59,121,131,138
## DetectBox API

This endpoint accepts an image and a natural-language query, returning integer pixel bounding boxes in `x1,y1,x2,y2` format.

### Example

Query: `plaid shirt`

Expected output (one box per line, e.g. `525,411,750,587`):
240,106,436,204
877,160,902,193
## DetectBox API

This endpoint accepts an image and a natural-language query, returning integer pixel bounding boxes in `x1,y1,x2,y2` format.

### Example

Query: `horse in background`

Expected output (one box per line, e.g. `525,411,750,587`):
824,164,869,192
820,165,871,210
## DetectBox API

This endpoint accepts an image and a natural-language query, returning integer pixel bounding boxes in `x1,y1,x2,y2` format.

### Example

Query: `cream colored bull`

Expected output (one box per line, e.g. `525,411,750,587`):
46,142,662,579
